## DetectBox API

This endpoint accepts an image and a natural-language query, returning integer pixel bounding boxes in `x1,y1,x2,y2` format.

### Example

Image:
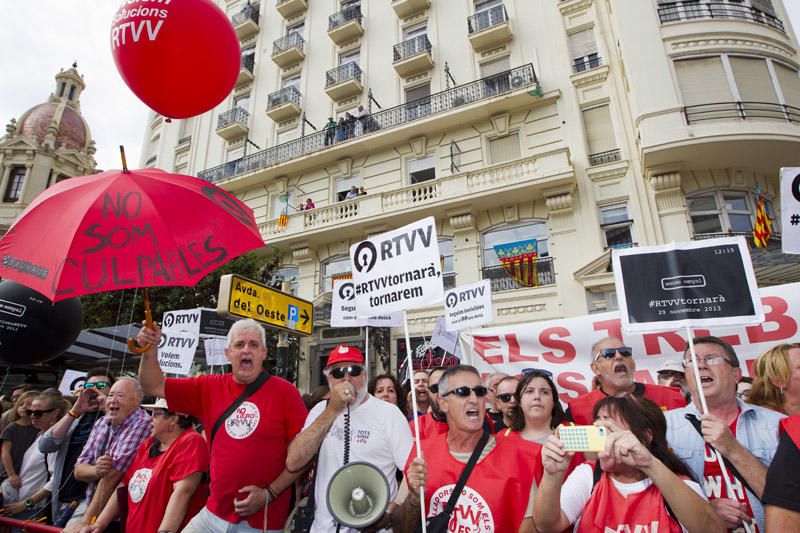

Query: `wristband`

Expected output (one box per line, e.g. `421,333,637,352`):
266,485,278,502
68,409,79,419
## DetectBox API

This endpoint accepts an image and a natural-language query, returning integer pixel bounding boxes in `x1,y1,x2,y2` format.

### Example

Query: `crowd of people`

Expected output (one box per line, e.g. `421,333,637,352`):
0,320,798,532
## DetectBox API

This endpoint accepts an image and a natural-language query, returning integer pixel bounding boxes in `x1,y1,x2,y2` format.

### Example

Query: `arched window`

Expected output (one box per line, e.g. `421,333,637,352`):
320,255,352,293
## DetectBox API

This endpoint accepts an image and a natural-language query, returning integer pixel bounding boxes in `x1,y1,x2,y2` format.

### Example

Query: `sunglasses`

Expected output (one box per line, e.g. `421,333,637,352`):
29,408,58,418
682,356,733,369
428,383,439,394
496,393,515,403
594,347,633,360
441,386,488,398
84,382,110,390
328,365,364,379
521,368,553,378
150,409,175,418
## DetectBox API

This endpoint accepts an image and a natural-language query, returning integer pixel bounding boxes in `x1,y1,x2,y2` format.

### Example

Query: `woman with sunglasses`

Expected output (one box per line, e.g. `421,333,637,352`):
0,390,40,501
1,389,68,527
533,396,723,533
81,398,209,533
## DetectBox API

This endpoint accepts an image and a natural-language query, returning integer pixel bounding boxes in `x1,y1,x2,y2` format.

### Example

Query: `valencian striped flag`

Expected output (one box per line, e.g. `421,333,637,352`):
753,184,772,248
494,239,539,287
277,193,289,228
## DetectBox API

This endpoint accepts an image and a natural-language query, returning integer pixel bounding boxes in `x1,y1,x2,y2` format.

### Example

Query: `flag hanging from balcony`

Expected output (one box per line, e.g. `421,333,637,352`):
753,184,772,248
277,193,289,229
494,239,539,287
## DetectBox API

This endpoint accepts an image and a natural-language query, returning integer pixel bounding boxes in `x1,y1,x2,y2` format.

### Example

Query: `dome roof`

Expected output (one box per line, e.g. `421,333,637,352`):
18,102,88,150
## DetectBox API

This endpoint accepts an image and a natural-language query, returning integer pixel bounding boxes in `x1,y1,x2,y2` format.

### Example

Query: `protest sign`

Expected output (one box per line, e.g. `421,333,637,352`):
58,369,87,396
163,308,202,336
331,279,403,327
350,217,443,316
612,237,763,332
431,316,463,360
782,167,800,254
157,329,197,375
459,282,800,403
204,336,229,366
444,280,493,331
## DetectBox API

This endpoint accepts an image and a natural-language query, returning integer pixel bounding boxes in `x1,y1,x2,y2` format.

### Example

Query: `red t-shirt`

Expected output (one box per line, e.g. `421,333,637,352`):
123,429,209,532
165,374,307,530
703,412,759,533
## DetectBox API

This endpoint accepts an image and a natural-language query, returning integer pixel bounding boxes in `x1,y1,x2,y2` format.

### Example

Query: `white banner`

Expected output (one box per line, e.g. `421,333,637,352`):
157,330,197,376
781,167,800,254
444,280,493,331
460,283,800,403
331,278,404,327
350,217,443,315
431,316,463,359
203,336,229,366
613,237,763,332
58,369,87,396
162,308,202,336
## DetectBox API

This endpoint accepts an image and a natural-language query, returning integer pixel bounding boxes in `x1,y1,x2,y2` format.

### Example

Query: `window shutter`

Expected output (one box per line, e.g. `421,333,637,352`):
751,0,776,17
569,29,597,60
729,56,778,103
405,84,431,102
489,134,520,164
675,57,732,107
773,64,800,109
582,105,615,155
480,57,511,77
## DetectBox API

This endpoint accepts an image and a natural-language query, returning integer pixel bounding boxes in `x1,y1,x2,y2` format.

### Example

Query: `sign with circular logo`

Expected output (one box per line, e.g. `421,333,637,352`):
224,400,260,439
428,484,494,532
128,468,153,503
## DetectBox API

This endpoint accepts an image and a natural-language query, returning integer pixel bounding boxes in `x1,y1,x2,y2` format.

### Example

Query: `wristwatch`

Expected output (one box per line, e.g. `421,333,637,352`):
25,498,34,510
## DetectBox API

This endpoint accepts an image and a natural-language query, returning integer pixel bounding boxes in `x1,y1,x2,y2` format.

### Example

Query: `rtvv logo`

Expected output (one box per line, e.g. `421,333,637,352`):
338,281,355,301
353,224,434,274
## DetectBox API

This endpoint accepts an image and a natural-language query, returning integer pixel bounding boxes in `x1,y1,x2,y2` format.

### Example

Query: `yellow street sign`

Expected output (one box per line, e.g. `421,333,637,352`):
217,274,313,336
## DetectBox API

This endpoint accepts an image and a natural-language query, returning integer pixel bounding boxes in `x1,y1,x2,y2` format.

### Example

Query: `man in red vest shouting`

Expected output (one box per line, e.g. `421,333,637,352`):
565,336,685,425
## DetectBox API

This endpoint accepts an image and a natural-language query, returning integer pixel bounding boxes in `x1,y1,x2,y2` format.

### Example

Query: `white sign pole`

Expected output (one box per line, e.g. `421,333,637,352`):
403,311,426,533
365,326,370,382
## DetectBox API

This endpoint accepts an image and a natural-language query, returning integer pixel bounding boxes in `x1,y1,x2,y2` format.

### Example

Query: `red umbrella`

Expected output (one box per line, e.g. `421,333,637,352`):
0,166,265,302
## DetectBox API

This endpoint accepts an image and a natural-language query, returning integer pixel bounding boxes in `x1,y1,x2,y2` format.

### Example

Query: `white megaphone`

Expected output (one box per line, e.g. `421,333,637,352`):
326,461,390,528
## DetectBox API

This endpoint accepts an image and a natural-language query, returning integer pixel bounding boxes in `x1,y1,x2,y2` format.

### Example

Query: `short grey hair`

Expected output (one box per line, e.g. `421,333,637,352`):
227,318,266,349
438,365,481,396
116,376,144,404
483,372,508,388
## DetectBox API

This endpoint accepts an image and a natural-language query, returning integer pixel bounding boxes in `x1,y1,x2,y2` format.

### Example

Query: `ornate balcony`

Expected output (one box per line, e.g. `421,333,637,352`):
328,6,363,45
216,106,249,141
236,54,255,87
588,149,621,166
393,35,434,78
276,0,307,19
325,62,363,101
467,5,512,52
272,33,305,69
657,2,784,32
481,258,556,293
266,86,302,122
392,0,430,19
231,6,259,40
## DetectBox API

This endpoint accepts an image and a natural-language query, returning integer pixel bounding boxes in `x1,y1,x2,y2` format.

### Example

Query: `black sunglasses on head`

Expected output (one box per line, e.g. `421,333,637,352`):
496,393,515,403
329,365,364,379
595,347,633,360
441,386,488,398
29,408,58,417
521,368,553,378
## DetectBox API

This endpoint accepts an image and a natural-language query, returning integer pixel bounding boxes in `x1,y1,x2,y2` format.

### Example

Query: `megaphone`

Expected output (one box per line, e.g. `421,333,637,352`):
326,461,390,528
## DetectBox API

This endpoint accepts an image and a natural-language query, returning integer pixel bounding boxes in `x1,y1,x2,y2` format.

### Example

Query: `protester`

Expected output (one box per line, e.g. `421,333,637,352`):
409,367,447,441
39,369,114,526
533,396,723,533
0,385,34,432
287,345,412,531
369,373,408,416
323,117,337,146
137,318,307,533
408,370,430,419
64,377,152,532
1,389,68,529
763,413,800,529
665,336,785,532
749,342,800,416
484,372,508,428
391,365,542,533
492,376,519,431
737,377,754,402
505,369,564,444
565,337,685,424
657,359,689,400
0,390,40,493
80,398,209,533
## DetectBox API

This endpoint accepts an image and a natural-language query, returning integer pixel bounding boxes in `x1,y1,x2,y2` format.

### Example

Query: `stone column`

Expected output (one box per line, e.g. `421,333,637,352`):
648,171,691,243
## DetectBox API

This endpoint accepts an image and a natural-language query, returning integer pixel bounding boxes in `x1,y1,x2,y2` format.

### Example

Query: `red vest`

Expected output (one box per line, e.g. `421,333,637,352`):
567,384,686,425
781,413,800,448
577,471,682,533
410,413,449,441
417,433,540,532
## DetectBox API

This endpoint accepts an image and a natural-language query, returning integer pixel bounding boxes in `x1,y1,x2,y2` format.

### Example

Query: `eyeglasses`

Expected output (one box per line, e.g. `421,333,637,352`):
682,357,733,369
496,393,515,403
428,383,439,394
84,381,110,390
522,368,553,378
594,347,633,361
29,408,57,418
328,365,364,379
441,386,488,398
150,409,175,418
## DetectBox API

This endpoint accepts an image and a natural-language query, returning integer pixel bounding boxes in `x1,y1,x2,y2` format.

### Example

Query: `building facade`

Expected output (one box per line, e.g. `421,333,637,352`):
141,0,800,391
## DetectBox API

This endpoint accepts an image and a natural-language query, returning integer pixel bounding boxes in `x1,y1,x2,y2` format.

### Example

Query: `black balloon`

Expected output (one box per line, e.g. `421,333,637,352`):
0,280,83,366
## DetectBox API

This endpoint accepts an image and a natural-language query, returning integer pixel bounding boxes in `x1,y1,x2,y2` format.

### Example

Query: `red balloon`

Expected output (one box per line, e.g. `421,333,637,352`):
111,0,241,119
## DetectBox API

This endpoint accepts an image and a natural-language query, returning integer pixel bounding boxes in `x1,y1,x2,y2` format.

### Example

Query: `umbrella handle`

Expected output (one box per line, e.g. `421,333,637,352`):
127,289,154,354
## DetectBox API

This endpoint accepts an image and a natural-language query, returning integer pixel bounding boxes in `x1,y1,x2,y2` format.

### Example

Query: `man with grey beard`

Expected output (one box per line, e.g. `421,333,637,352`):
287,345,413,532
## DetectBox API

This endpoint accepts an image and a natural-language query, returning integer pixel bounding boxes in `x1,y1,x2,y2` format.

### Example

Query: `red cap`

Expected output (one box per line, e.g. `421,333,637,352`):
327,345,364,367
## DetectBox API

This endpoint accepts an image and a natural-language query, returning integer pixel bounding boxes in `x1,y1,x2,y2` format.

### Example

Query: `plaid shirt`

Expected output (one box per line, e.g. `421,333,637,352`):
76,408,152,503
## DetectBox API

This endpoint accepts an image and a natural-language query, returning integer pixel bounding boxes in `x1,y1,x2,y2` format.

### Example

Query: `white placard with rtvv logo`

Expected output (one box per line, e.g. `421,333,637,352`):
331,278,403,327
444,279,493,331
349,217,443,315
781,167,800,254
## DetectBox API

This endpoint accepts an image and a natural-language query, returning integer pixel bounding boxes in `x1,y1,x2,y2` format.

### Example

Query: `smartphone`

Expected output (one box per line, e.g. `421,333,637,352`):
558,425,607,452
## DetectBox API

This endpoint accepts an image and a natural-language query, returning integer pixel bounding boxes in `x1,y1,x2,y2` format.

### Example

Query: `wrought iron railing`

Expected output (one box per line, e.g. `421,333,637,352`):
658,2,783,31
683,101,800,124
573,54,602,73
273,32,305,55
217,106,249,130
481,257,555,293
241,53,255,74
198,63,538,183
468,4,508,34
588,149,621,166
443,272,456,291
231,5,259,27
329,5,362,30
326,62,362,88
393,35,432,62
177,135,192,146
267,86,301,110
145,155,157,166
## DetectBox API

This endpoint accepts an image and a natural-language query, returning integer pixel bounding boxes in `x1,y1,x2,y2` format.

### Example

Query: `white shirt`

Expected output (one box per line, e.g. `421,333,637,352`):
306,395,413,533
560,463,706,533
0,435,55,506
